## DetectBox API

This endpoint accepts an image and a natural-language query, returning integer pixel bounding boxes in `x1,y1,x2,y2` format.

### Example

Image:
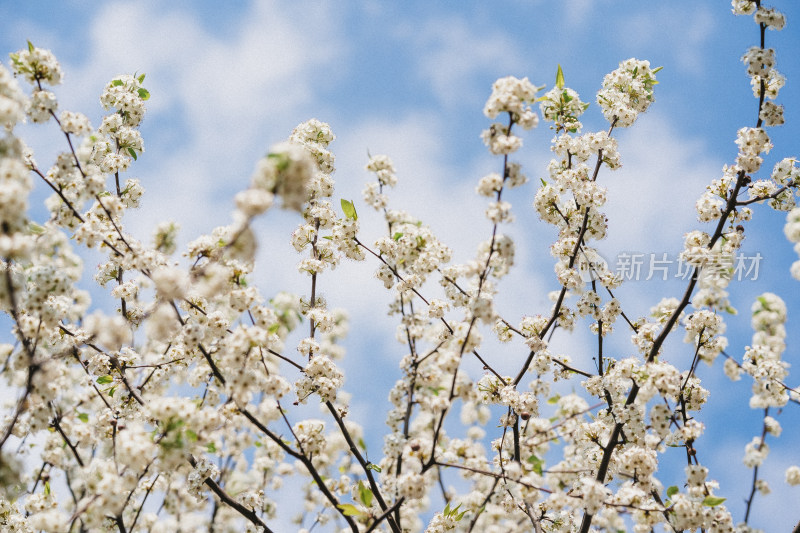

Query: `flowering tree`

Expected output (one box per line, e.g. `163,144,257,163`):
1,1,799,532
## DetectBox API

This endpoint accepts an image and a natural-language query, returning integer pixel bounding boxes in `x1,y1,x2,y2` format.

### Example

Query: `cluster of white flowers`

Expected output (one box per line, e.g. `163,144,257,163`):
736,126,772,173
754,6,787,30
575,477,611,515
187,457,220,500
0,64,26,129
481,76,542,154
250,142,314,213
295,354,344,403
783,191,800,279
683,310,728,363
596,58,659,127
0,42,381,533
532,113,625,301
27,89,57,123
539,84,589,133
786,465,800,486
1,4,799,530
423,510,458,533
732,0,757,15
735,4,788,108
9,42,63,85
741,293,789,408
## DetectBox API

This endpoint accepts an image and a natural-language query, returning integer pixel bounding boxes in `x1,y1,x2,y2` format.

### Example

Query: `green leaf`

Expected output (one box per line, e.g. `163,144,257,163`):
444,502,451,516
28,222,45,235
267,323,281,334
77,413,89,423
446,503,462,518
540,178,548,187
555,64,565,89
357,480,373,507
367,463,381,473
702,496,726,507
358,437,367,451
652,66,664,74
267,151,290,171
341,198,358,220
44,481,50,496
127,147,137,161
527,455,544,475
206,442,217,453
666,485,679,498
96,375,113,385
165,418,185,433
185,429,198,442
137,73,146,83
137,87,150,100
547,394,561,405
27,40,35,53
112,79,124,87
337,503,365,517
392,232,403,241
108,386,116,397
455,508,468,521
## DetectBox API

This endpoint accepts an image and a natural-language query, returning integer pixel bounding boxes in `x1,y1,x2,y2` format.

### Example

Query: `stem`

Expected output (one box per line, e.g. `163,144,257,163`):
188,455,273,532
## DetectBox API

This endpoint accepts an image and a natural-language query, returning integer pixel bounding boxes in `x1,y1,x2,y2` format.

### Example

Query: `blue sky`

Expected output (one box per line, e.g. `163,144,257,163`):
3,0,800,530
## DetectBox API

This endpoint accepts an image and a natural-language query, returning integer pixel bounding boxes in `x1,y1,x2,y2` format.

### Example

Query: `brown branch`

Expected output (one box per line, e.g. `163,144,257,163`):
188,455,273,532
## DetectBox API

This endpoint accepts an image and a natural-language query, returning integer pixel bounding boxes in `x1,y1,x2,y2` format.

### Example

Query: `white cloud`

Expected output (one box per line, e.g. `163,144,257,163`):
602,112,722,264
560,0,596,28
408,18,523,108
615,5,716,74
30,0,346,245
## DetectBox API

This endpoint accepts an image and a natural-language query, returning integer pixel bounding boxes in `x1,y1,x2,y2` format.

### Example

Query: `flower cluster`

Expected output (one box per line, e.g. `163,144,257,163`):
736,7,788,107
597,58,659,127
1,4,799,531
735,126,772,173
481,76,542,154
784,194,800,279
539,83,589,133
9,42,63,85
250,142,313,212
532,76,626,294
741,293,789,408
